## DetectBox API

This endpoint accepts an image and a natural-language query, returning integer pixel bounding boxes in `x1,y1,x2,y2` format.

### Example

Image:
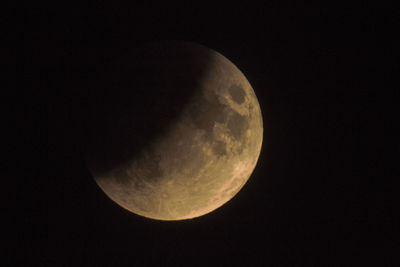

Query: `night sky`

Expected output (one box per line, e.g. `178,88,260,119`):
15,5,397,266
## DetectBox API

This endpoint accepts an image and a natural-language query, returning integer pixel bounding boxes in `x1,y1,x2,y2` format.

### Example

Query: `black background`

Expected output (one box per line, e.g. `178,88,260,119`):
14,4,398,266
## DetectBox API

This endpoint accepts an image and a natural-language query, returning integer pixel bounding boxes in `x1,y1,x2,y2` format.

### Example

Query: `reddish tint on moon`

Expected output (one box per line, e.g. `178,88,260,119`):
85,41,263,220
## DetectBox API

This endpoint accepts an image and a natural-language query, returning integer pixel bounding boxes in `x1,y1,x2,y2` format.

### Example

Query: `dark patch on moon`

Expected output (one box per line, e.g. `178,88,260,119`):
212,140,227,156
228,84,246,104
227,112,249,140
189,90,230,134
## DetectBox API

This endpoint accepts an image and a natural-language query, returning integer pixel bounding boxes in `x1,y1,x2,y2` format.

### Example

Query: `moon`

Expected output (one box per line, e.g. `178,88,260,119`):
85,41,263,221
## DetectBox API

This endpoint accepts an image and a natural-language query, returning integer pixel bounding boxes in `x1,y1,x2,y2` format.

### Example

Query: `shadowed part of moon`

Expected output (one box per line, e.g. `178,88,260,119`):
85,41,263,221
85,41,214,180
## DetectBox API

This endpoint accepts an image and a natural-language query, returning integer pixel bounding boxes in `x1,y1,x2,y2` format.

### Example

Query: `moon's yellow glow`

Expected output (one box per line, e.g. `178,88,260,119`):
87,42,263,221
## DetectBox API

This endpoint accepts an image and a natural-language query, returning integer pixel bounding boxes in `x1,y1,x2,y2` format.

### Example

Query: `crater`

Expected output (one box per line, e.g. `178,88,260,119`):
228,84,246,104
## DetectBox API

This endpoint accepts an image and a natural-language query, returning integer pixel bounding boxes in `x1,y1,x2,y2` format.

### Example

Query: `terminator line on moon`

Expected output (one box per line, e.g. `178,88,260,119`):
85,41,263,221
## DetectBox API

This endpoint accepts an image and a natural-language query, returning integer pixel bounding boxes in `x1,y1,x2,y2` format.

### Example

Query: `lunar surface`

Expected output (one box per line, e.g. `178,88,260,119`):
85,41,263,220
